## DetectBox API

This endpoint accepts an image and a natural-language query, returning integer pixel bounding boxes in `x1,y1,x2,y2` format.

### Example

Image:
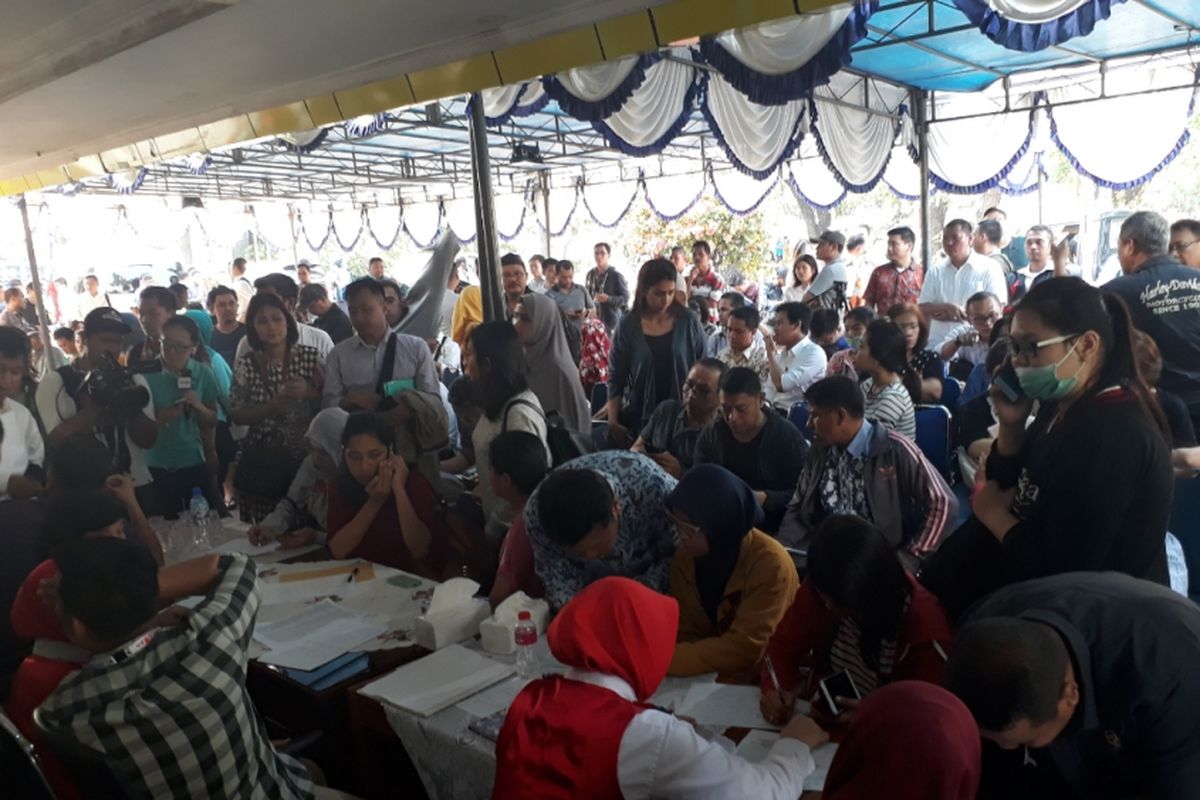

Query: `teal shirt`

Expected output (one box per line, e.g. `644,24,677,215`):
144,358,219,470
206,346,233,423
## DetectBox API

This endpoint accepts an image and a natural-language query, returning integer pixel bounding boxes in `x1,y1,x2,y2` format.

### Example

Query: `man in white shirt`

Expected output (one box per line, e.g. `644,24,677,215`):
804,230,849,310
233,273,333,364
764,302,827,412
919,219,1008,350
230,258,254,323
76,275,112,320
940,291,1000,380
0,327,45,499
528,255,548,293
36,308,158,502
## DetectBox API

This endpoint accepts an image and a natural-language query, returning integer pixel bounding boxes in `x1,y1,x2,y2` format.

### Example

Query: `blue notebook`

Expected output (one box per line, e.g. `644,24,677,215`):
284,651,370,691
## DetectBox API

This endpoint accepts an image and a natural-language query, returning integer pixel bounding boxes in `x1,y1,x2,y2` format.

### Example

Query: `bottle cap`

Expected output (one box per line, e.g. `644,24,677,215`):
518,611,532,620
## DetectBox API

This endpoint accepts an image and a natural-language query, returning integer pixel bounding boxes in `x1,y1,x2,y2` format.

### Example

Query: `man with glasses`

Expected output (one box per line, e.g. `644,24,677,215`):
1169,219,1200,268
1105,211,1200,431
941,292,1002,381
632,359,726,478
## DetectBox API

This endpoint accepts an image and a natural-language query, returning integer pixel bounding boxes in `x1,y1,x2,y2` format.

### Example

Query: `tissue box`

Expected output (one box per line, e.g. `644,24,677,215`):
479,593,551,655
413,599,492,651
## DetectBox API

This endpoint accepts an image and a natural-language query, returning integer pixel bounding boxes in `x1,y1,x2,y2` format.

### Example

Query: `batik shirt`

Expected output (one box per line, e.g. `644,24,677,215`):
525,450,678,610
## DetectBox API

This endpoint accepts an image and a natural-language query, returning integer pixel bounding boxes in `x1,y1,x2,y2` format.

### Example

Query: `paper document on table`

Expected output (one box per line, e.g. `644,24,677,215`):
213,538,280,557
279,562,376,583
737,732,837,791
254,600,387,671
455,675,531,718
359,643,514,717
677,684,786,731
260,575,360,606
648,673,717,712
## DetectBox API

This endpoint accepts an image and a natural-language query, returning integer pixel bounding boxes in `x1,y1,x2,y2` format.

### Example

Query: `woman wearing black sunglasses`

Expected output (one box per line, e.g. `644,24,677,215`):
922,277,1173,619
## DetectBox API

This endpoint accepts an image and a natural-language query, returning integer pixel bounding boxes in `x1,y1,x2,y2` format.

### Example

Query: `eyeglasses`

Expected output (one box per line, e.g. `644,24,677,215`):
1170,239,1199,254
968,312,1000,326
1007,334,1077,361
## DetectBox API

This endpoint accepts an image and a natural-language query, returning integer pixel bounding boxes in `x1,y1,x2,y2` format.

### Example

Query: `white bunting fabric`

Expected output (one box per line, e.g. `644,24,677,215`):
479,81,546,121
704,73,807,177
925,96,1032,192
989,0,1092,23
596,55,697,153
711,8,855,75
554,56,643,103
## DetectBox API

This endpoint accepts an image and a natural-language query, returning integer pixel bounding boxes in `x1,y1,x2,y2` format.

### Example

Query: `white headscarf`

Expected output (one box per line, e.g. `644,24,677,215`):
520,293,591,434
305,407,350,467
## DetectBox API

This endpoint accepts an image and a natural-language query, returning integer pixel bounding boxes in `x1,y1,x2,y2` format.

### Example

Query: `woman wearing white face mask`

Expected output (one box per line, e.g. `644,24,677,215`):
922,277,1174,620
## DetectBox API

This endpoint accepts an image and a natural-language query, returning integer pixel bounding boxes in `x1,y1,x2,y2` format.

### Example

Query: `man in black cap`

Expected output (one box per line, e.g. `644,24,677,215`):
946,572,1200,799
35,308,158,508
805,230,849,311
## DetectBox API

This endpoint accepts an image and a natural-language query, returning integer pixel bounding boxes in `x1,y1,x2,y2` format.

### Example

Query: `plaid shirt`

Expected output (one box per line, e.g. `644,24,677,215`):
688,268,726,324
862,261,924,313
40,555,314,800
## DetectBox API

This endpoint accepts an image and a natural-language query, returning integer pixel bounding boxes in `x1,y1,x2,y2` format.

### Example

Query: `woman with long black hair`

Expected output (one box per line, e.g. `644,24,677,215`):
605,258,705,447
759,515,953,727
922,277,1174,618
855,320,920,440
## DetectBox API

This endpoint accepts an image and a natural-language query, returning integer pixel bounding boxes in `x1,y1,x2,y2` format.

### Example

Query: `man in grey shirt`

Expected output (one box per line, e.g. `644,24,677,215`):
322,277,439,410
545,260,593,330
805,230,849,310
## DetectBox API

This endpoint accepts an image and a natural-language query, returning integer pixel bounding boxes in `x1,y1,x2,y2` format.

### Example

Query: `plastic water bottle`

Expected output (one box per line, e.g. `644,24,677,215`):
514,611,539,679
188,488,210,551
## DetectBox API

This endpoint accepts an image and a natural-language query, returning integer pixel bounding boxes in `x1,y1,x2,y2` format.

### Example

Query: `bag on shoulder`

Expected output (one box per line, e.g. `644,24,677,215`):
502,398,594,467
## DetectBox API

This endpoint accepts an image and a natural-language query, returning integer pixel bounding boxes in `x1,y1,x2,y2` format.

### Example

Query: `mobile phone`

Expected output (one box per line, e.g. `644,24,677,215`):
819,670,861,715
993,361,1025,403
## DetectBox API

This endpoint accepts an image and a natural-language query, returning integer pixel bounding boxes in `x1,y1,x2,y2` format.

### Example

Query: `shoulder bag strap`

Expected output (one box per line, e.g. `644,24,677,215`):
501,396,545,433
375,333,399,396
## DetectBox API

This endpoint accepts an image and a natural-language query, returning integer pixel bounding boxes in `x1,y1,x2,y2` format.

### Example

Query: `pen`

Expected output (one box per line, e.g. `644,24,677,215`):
764,654,783,695
346,567,359,584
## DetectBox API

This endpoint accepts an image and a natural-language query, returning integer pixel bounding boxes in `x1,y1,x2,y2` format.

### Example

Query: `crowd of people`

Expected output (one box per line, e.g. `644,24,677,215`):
2,208,1200,799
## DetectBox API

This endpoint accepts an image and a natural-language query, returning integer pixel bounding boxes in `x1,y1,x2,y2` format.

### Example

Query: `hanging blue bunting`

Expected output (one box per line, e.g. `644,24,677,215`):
709,167,781,216
953,0,1124,53
642,173,707,222
533,187,580,238
276,129,330,154
109,168,148,195
808,100,902,194
468,82,552,126
592,75,701,159
697,1,877,106
542,53,659,122
698,74,807,180
345,113,390,138
297,211,333,251
579,180,642,229
785,168,846,213
365,207,404,251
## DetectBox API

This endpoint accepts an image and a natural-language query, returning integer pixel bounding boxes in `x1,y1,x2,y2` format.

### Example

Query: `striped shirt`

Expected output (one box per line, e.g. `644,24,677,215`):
861,378,916,440
828,594,911,694
39,555,315,799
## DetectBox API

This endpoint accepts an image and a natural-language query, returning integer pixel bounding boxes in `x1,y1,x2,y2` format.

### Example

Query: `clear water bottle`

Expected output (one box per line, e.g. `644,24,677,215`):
188,488,210,552
514,611,539,679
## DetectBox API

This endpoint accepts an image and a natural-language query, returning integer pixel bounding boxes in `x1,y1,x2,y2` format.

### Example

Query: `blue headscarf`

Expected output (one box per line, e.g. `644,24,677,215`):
666,464,764,623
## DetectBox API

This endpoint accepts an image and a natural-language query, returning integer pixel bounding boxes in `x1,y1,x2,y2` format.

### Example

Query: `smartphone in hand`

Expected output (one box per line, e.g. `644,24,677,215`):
993,362,1025,403
818,670,861,716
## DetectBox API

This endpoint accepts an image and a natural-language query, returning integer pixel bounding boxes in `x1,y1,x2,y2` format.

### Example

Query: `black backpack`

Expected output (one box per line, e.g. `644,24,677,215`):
501,397,593,467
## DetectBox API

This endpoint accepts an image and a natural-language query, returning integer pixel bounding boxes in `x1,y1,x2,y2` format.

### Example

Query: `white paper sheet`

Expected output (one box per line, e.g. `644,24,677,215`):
212,538,280,557
259,575,359,606
648,674,718,712
359,643,514,717
254,600,387,670
455,675,531,718
677,684,784,731
736,731,838,791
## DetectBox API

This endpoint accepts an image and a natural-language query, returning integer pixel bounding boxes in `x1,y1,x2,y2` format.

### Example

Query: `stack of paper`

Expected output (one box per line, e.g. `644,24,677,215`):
358,644,514,717
677,684,783,731
735,731,838,791
254,600,387,670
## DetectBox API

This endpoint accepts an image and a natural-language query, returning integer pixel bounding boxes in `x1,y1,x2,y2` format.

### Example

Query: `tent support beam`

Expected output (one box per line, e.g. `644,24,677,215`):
540,171,552,257
914,90,932,270
17,195,57,370
469,91,503,322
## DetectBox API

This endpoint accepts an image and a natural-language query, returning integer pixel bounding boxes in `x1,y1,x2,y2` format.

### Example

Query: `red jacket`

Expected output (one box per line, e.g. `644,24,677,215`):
761,574,952,695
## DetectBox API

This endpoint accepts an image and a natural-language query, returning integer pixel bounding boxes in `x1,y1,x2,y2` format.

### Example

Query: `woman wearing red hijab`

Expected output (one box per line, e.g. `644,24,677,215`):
493,577,829,799
823,681,981,799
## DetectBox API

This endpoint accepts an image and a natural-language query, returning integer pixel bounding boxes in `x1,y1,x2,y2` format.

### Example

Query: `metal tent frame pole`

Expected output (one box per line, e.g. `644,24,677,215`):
914,89,933,270
17,195,58,369
468,92,503,322
540,171,552,257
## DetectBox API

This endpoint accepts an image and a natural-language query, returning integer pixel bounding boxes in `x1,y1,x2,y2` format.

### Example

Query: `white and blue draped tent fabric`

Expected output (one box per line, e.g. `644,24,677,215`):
62,0,1200,225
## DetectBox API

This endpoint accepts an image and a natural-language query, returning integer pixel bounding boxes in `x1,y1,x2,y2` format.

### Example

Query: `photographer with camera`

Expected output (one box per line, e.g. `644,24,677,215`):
35,308,158,508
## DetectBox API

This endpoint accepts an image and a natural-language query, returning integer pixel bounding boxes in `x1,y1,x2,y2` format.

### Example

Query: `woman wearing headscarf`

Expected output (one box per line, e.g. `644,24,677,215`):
493,577,829,800
185,308,236,488
823,681,981,800
451,284,484,348
665,465,799,680
513,293,590,433
247,407,348,550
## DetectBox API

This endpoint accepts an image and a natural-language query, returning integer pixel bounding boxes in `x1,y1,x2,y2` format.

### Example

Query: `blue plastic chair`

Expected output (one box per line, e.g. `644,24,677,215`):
941,377,962,410
1169,477,1200,601
788,401,809,433
590,383,608,415
914,405,953,479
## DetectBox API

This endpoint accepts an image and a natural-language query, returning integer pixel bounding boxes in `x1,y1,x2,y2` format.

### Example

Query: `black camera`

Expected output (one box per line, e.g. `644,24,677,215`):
78,354,150,420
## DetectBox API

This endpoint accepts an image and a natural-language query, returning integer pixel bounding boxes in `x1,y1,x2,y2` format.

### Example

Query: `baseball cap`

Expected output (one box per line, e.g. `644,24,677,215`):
83,307,131,336
810,230,847,248
297,258,313,267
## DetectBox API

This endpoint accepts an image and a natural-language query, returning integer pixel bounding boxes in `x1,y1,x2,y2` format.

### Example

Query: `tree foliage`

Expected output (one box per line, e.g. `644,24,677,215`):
620,196,772,281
